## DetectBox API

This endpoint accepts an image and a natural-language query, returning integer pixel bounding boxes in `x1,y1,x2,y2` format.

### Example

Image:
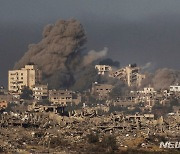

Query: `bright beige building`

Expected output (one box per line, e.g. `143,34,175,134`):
95,65,112,75
8,65,42,93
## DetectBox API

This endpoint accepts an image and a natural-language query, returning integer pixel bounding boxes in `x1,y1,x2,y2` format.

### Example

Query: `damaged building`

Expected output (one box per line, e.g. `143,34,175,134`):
95,65,112,75
110,64,145,87
49,90,81,106
91,82,114,100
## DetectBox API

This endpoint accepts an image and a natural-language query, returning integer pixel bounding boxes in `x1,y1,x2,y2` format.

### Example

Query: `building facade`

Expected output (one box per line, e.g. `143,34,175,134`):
91,82,114,99
126,64,145,87
49,90,73,106
110,64,145,87
170,85,180,92
95,65,112,75
32,84,48,100
8,65,42,93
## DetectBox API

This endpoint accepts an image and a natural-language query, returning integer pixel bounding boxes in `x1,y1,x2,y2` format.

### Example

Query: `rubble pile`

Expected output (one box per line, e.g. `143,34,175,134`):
0,107,179,153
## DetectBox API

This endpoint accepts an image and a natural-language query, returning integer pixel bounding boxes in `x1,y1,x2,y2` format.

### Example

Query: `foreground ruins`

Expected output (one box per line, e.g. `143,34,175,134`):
0,103,179,153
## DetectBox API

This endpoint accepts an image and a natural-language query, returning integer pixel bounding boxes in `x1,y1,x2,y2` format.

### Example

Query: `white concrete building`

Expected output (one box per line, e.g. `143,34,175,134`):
143,87,156,94
170,85,180,92
49,90,73,106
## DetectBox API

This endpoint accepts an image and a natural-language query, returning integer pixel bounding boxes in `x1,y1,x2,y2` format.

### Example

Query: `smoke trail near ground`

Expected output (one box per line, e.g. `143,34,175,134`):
152,68,180,90
141,68,180,90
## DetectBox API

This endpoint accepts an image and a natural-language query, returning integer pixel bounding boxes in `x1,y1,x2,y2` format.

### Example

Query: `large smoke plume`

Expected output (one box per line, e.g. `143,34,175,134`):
14,19,107,90
14,19,179,91
141,68,180,90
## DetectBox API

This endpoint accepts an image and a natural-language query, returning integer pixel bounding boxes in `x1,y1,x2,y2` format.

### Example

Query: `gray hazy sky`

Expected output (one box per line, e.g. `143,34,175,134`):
1,0,180,86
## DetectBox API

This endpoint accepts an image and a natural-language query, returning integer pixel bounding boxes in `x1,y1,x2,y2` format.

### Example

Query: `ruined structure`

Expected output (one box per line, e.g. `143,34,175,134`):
110,64,145,87
91,82,113,100
49,90,81,106
95,65,112,75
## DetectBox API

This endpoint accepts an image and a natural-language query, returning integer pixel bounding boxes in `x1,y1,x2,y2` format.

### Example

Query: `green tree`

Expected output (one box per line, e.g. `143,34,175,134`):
101,135,118,153
20,86,33,100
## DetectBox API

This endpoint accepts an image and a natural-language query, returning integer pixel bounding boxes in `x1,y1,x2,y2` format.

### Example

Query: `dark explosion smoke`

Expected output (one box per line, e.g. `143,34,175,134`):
14,19,107,90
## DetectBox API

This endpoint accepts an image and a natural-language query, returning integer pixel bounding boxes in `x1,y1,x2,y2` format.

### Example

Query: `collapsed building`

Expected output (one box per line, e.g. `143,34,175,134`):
95,65,112,75
110,64,145,87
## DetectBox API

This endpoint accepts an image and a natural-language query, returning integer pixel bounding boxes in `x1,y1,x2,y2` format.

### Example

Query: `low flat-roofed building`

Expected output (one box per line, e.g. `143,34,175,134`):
170,84,180,92
95,65,112,75
126,113,154,120
132,86,156,95
143,87,156,94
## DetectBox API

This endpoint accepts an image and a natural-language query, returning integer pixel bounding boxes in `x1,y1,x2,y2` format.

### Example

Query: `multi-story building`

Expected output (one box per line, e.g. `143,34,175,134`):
49,90,73,106
8,65,42,93
32,84,48,101
49,90,82,106
91,82,114,99
126,64,145,87
0,100,7,109
110,64,145,87
95,65,112,75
